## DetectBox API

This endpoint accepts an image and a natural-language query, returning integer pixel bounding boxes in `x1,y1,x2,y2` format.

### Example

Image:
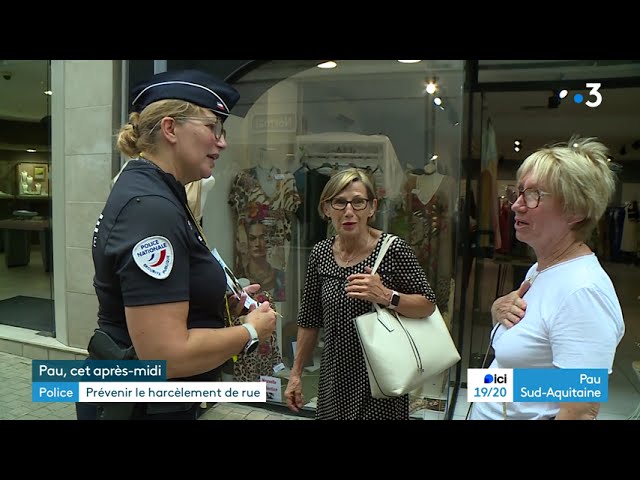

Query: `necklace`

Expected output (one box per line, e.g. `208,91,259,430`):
526,241,585,285
338,230,374,266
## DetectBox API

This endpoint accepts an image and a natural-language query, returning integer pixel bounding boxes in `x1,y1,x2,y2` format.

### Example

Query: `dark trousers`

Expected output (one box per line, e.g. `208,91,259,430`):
76,402,99,420
131,403,201,420
75,402,202,420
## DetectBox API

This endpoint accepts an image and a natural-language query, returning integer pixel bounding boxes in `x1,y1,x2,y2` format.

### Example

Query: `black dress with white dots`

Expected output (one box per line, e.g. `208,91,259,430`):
297,232,437,420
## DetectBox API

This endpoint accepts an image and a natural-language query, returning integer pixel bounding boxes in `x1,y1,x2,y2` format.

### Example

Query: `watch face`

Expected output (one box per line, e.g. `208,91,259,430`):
391,292,400,306
246,341,259,355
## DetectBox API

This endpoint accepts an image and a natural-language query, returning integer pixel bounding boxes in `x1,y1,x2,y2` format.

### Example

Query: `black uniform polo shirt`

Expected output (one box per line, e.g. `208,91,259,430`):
92,160,227,381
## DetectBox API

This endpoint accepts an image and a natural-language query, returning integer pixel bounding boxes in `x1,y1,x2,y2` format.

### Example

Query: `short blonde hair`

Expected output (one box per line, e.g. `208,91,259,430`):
516,136,618,241
317,168,377,220
116,100,210,158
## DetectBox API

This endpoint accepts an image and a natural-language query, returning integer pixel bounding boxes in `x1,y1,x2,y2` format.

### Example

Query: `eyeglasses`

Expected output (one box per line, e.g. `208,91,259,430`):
175,116,226,141
330,197,370,211
147,116,227,140
505,186,551,209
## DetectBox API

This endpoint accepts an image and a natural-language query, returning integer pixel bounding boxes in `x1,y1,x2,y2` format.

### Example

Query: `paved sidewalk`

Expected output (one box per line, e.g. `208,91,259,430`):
0,351,308,421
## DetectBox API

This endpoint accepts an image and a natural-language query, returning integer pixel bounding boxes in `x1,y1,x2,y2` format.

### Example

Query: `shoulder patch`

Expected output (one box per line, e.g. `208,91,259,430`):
132,236,174,280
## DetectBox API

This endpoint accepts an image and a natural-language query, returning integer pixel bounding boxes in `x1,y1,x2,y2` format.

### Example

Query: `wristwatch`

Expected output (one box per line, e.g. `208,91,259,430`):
388,290,401,310
240,323,260,354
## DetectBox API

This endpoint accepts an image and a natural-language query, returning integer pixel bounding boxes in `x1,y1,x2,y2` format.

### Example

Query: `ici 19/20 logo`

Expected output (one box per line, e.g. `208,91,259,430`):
484,373,508,384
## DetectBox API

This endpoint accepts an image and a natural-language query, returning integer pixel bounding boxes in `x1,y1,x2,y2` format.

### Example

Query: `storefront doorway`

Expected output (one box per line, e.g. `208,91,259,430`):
0,60,54,335
462,60,640,419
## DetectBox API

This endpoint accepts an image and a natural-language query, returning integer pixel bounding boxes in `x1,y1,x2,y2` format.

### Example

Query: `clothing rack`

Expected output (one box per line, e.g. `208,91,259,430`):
298,160,381,175
301,152,380,160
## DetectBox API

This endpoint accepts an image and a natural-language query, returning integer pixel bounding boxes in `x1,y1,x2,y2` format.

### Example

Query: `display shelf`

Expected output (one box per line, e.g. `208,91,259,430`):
16,195,50,201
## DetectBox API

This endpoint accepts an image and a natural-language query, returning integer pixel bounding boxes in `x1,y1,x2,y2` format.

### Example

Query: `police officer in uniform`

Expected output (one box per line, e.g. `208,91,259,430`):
83,70,277,420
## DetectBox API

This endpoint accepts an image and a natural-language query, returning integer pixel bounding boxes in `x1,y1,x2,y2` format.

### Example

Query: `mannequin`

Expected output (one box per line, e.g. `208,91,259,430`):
412,160,445,206
186,175,216,225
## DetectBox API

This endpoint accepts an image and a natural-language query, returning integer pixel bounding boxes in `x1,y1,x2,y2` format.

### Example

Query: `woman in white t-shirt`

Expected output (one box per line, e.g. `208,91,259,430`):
470,136,625,420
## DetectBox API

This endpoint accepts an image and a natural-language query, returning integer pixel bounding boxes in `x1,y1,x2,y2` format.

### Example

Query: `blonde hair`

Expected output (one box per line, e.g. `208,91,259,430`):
116,100,210,158
516,135,618,240
317,168,377,220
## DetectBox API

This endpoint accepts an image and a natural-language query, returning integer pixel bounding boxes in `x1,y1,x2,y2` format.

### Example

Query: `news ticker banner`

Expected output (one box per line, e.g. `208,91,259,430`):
467,368,608,403
32,360,266,403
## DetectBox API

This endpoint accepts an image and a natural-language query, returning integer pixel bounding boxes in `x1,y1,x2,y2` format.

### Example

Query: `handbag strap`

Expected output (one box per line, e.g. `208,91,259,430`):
371,234,397,275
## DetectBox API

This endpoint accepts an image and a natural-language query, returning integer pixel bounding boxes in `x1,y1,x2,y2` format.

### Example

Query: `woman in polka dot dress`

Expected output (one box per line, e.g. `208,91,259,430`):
284,168,437,420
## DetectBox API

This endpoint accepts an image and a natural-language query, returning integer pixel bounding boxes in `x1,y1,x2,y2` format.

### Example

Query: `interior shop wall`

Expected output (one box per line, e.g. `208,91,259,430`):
0,150,49,197
301,96,426,170
300,97,463,177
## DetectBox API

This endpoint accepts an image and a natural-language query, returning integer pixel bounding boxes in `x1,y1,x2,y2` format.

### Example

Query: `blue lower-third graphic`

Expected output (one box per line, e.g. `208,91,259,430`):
33,382,79,402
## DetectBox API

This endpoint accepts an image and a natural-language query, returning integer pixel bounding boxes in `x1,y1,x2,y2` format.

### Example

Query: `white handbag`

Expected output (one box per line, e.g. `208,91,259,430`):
353,235,461,399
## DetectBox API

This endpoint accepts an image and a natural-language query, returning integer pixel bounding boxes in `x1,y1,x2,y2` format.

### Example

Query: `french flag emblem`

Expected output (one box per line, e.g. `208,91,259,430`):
132,235,174,279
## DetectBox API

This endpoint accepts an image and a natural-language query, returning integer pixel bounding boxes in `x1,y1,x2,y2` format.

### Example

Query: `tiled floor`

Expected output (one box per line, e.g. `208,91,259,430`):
0,248,52,302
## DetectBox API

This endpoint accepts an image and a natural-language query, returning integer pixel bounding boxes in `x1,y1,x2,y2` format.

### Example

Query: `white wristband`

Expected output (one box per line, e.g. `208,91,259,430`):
241,323,258,341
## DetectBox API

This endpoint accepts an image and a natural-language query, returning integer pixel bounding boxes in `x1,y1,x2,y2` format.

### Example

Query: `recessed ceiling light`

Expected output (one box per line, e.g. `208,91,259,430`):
317,61,337,69
26,149,37,153
398,60,421,63
44,90,52,96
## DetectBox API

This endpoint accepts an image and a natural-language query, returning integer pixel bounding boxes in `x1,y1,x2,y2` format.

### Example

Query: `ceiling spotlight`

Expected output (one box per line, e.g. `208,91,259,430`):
398,60,422,63
317,61,337,69
559,90,568,99
514,140,522,152
433,97,442,106
26,149,37,153
43,90,52,96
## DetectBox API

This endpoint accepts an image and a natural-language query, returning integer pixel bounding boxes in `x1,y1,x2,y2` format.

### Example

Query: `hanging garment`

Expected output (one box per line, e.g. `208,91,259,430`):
228,167,301,301
496,201,513,254
608,206,626,260
477,118,501,254
621,201,639,254
394,173,455,314
185,176,216,225
294,168,331,248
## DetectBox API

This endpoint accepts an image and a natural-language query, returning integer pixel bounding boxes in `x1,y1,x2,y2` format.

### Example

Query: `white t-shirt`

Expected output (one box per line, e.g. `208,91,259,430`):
470,254,625,420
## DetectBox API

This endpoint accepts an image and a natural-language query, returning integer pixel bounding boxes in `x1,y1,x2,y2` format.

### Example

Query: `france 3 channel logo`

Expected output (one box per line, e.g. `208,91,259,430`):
559,83,603,108
467,369,513,403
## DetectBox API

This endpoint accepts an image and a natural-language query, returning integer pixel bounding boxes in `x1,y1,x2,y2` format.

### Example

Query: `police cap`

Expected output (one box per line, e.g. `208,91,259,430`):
131,69,240,119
